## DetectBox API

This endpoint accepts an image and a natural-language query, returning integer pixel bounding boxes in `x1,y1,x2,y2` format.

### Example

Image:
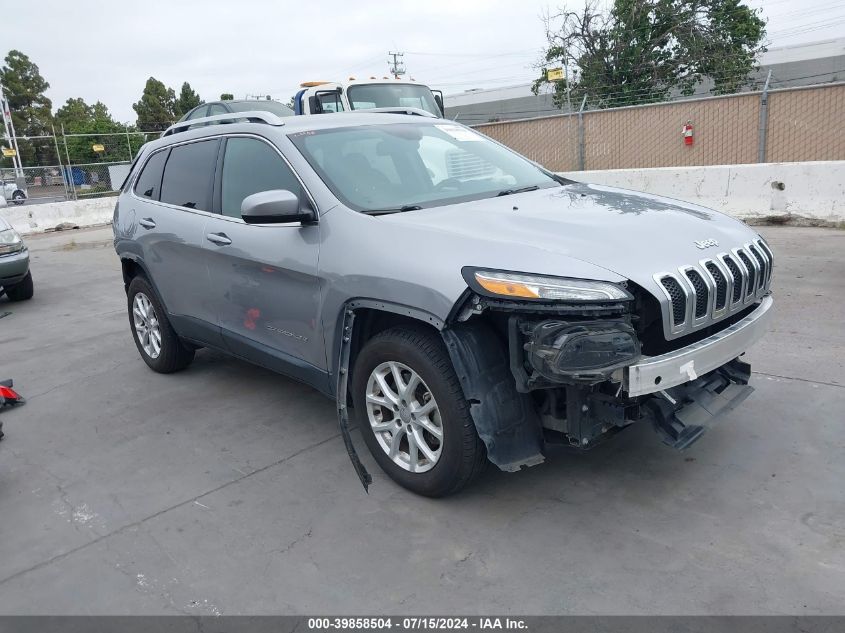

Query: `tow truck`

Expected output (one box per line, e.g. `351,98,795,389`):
293,78,444,117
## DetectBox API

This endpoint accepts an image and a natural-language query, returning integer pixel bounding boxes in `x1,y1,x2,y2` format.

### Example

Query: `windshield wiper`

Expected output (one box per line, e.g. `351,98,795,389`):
496,185,540,197
362,205,423,215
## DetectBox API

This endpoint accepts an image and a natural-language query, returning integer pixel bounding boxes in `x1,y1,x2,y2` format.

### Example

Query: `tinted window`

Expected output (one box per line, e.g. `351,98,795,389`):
186,105,208,120
133,149,168,199
207,103,227,115
160,140,219,210
220,137,302,218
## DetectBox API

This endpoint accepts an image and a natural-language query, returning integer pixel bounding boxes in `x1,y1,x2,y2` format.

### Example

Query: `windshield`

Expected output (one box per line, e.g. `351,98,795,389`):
288,122,559,212
346,84,441,116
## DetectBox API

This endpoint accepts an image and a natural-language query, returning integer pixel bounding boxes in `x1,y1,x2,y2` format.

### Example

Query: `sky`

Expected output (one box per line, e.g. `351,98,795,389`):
3,0,844,124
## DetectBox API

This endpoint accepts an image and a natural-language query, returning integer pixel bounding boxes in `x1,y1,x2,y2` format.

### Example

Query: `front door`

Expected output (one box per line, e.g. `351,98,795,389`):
202,135,325,385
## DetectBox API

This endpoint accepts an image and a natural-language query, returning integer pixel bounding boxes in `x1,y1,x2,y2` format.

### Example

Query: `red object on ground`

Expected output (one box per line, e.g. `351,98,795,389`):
0,383,25,407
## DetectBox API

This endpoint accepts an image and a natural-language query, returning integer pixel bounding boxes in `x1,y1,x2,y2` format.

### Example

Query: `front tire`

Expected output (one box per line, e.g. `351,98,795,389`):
127,276,194,373
4,271,34,301
12,191,25,205
351,326,486,497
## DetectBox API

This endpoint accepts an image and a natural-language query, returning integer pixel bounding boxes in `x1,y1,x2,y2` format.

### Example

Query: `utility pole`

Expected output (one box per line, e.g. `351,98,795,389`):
388,52,406,79
0,82,24,178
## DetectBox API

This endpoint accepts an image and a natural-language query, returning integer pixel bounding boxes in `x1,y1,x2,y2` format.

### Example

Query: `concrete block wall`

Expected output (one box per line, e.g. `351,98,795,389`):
560,161,845,224
1,197,117,235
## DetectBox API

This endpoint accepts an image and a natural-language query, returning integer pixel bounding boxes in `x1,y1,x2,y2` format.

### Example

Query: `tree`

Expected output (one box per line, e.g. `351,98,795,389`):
56,97,144,164
533,0,767,109
54,97,92,129
175,81,203,117
0,50,55,165
133,77,177,131
220,93,234,101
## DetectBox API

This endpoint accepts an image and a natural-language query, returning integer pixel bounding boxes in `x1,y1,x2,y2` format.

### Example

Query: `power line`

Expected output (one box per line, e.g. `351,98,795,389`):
404,48,538,58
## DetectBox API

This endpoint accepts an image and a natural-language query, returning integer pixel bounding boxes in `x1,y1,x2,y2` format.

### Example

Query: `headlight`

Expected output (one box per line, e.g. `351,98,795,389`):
0,228,24,256
525,320,641,382
466,269,632,302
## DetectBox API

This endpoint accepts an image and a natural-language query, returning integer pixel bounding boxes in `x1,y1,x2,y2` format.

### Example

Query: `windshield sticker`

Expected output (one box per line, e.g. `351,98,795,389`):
435,124,483,142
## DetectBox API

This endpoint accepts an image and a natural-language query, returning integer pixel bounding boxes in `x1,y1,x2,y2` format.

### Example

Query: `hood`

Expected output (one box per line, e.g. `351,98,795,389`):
378,182,762,296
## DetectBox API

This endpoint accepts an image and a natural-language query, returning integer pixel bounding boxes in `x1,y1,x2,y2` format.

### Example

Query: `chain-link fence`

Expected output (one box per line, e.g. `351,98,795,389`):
1,127,158,205
1,165,70,204
473,81,845,172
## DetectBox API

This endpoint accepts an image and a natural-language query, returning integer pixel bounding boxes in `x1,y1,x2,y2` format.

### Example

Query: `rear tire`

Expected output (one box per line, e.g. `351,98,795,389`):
127,276,194,373
351,326,486,497
4,271,34,301
11,191,25,205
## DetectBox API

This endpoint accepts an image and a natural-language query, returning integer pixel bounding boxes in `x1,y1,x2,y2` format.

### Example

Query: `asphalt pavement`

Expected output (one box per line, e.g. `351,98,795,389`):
0,225,842,615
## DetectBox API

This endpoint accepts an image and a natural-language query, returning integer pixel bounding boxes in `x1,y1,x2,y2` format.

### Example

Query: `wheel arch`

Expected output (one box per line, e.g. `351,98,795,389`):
120,256,170,315
334,297,544,488
345,302,444,390
333,299,445,491
120,256,152,291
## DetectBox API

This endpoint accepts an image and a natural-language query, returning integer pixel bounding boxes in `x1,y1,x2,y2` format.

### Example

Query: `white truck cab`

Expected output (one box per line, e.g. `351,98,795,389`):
293,78,444,117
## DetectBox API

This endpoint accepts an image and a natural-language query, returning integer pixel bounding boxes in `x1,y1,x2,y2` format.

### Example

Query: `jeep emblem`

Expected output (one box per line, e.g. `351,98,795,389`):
694,238,719,249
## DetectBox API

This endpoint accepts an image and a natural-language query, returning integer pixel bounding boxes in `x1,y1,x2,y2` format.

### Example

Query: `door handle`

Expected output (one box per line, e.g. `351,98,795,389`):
138,218,156,229
206,232,232,246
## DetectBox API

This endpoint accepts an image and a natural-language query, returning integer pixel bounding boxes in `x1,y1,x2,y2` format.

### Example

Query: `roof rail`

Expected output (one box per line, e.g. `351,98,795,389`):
162,111,287,137
340,107,438,118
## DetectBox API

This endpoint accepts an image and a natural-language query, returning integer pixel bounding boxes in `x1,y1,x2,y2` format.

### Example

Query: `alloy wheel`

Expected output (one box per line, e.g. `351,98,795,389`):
365,361,443,473
132,292,162,359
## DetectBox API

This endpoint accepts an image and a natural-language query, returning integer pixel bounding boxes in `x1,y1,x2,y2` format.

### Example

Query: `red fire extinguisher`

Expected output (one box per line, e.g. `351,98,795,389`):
682,120,694,146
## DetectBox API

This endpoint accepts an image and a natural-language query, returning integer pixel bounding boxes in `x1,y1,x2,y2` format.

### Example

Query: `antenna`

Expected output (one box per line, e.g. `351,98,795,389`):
387,52,406,79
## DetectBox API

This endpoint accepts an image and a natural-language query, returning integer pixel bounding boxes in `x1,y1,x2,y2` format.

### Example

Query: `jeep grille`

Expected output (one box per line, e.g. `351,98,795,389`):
655,239,773,339
660,277,687,324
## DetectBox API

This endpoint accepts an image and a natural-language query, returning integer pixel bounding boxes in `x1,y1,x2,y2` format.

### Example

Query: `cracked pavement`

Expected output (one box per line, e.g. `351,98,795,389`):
0,225,843,614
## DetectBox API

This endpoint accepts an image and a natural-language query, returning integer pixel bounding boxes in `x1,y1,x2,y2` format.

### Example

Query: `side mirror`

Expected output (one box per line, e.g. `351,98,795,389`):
432,90,445,116
241,189,315,224
308,95,323,114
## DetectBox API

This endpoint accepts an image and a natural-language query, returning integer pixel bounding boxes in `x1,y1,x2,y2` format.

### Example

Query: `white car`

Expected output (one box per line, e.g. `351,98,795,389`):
1,179,27,205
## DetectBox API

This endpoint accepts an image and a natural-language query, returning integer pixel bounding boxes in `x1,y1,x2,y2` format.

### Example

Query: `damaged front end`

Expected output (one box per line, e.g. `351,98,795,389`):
442,271,767,472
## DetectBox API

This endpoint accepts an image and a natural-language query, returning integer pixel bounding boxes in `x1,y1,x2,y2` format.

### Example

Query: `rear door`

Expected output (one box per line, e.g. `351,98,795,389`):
132,138,221,344
202,134,325,384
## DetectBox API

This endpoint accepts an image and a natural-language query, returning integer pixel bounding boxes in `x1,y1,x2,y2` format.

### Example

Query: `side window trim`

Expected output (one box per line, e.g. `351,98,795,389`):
216,133,319,222
121,151,144,193
212,136,227,215
129,133,317,218
159,137,220,212
132,147,170,201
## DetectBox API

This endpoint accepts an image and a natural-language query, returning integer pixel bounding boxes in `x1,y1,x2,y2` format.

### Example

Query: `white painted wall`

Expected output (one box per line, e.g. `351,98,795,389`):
1,197,116,235
560,161,845,223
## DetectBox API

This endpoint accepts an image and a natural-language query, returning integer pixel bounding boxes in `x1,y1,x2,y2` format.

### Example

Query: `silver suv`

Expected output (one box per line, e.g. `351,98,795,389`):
113,110,773,496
